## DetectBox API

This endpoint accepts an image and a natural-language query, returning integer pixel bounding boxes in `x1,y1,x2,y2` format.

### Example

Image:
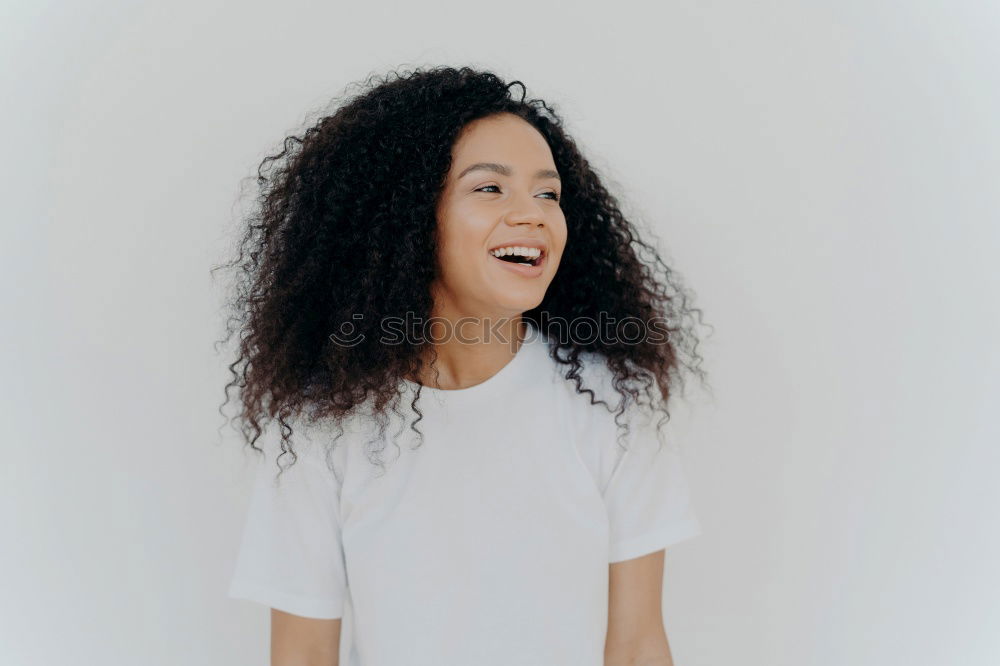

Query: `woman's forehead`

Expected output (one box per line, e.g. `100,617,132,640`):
450,115,554,168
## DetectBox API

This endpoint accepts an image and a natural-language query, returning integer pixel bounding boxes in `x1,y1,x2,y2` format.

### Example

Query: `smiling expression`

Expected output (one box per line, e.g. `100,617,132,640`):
432,113,568,321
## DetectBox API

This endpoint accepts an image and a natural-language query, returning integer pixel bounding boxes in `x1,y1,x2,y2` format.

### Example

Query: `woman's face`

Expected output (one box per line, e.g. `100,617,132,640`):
432,113,567,323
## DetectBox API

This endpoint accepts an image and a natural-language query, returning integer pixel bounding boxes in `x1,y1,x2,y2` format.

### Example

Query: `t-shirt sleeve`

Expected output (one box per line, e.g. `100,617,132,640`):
602,403,703,563
227,442,348,619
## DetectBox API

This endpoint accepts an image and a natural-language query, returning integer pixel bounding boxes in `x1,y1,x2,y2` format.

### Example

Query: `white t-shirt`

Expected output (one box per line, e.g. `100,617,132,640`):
228,324,702,665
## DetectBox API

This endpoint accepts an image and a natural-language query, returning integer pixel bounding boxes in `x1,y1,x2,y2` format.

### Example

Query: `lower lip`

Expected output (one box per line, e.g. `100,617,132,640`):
489,251,546,278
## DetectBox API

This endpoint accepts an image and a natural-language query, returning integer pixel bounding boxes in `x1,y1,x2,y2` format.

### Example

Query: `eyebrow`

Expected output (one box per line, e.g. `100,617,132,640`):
456,162,561,182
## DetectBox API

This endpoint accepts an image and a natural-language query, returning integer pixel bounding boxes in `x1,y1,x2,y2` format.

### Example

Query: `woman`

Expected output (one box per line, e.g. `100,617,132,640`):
217,65,710,665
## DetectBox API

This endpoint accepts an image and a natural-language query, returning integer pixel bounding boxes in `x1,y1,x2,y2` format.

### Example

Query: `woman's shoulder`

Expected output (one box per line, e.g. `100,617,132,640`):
543,343,665,437
539,342,622,408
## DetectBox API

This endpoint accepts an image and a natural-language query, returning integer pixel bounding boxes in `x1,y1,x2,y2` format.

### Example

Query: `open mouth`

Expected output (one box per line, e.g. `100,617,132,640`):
488,247,546,267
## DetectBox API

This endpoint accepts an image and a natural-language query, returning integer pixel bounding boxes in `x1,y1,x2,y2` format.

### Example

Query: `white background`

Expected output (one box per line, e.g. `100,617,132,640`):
2,1,998,664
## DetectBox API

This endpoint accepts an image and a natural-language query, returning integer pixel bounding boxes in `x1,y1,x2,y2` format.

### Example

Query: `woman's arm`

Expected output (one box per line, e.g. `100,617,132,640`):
605,549,674,666
270,609,341,666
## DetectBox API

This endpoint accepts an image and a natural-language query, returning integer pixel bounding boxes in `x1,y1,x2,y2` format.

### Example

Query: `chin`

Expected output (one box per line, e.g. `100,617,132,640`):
489,291,545,317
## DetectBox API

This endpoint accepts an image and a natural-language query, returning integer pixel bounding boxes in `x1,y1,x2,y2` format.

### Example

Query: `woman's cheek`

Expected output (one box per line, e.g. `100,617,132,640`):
442,245,475,284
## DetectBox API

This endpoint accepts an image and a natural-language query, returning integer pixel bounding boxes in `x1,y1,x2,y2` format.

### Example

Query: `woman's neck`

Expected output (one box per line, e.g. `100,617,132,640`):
407,314,526,391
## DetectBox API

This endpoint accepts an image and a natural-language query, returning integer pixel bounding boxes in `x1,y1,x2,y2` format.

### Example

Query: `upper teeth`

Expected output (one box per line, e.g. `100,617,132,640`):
490,246,542,259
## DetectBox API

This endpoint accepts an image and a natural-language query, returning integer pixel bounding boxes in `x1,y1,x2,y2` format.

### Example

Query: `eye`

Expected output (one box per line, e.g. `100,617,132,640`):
475,185,561,201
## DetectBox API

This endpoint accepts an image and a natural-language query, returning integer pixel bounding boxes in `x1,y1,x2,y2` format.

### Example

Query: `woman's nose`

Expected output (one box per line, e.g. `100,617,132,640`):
502,194,546,227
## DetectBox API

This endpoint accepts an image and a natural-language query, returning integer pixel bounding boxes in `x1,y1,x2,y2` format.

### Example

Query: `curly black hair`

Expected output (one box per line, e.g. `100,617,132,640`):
213,65,712,480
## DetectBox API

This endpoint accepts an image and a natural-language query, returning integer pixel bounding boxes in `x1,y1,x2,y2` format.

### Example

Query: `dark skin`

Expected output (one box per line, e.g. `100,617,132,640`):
271,609,340,665
606,549,676,665
270,114,676,665
408,112,567,390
